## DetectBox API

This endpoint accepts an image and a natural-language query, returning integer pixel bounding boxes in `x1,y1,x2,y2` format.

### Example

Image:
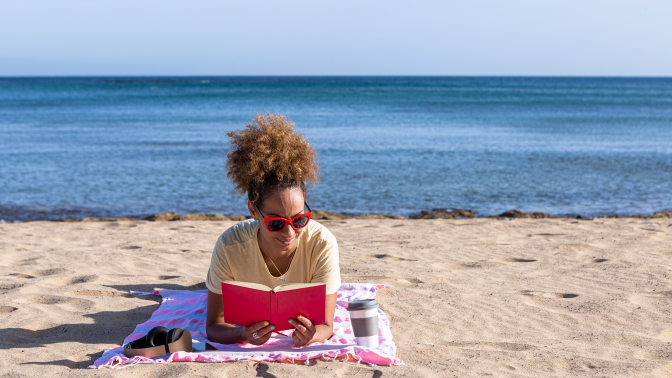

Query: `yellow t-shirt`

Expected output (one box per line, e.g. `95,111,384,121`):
206,219,341,295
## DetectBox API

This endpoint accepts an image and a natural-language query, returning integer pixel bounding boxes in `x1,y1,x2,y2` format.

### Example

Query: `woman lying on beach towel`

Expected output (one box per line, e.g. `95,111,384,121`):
205,114,341,347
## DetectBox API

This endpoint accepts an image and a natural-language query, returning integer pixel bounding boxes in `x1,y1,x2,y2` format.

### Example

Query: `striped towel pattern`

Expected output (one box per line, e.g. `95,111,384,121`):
90,283,402,368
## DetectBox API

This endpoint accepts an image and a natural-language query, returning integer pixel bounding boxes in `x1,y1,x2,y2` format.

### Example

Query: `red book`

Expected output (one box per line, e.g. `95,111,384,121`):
221,281,326,332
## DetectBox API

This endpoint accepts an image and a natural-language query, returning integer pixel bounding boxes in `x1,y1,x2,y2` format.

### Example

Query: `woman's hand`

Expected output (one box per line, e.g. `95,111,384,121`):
289,315,317,347
244,321,274,345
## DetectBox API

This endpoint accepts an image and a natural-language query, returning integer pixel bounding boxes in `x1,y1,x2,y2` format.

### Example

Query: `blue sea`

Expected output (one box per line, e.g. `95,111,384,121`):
1,76,671,222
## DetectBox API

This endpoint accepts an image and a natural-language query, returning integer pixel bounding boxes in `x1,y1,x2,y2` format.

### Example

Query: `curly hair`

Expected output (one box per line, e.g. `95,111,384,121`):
226,114,319,207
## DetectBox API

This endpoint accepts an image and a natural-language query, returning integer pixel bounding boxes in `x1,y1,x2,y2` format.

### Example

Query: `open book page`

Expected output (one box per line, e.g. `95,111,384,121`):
221,281,272,327
223,281,272,291
275,283,326,331
221,281,326,331
272,282,325,292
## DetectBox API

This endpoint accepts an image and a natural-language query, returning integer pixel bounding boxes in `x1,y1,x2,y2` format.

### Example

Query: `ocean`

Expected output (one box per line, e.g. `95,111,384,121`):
1,76,671,221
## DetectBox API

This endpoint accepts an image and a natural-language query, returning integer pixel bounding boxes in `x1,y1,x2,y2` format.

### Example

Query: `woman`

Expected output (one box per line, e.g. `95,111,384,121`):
205,114,341,347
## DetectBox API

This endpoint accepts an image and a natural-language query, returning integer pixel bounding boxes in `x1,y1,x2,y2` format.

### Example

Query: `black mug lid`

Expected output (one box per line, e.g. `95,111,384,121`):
347,299,379,311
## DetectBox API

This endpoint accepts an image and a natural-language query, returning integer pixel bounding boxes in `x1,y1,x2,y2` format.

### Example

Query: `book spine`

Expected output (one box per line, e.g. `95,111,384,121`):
270,292,278,327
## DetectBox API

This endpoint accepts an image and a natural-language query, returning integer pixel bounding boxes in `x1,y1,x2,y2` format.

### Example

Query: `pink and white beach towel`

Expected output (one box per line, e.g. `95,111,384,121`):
90,283,403,368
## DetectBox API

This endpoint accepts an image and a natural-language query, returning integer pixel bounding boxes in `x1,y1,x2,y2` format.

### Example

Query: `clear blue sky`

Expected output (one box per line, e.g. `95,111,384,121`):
1,0,670,76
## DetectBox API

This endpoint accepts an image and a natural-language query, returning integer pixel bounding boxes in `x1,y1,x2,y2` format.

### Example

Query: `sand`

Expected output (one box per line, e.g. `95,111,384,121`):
1,217,671,377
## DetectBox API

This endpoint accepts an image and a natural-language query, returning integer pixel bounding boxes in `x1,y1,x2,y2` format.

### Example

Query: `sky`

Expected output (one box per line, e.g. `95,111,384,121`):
0,0,670,76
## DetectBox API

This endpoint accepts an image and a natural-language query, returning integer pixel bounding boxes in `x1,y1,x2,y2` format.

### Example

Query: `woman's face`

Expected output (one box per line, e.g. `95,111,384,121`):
249,187,307,256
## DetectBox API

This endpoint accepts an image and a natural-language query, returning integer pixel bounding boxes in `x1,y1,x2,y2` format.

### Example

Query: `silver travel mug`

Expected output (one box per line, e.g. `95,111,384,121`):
346,299,379,348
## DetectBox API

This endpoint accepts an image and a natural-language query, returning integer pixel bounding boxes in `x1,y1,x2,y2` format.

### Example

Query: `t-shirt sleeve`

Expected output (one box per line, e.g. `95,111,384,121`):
205,236,234,295
310,234,341,295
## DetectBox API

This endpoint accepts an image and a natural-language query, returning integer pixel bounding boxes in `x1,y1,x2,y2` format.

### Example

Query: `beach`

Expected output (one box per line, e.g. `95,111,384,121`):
4,1,672,376
1,217,671,377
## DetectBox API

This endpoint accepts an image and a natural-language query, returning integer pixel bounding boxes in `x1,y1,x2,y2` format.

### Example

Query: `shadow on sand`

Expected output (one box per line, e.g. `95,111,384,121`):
2,282,206,369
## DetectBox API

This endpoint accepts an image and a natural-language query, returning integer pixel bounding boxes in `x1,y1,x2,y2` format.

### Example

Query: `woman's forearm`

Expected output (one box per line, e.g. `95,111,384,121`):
206,322,248,344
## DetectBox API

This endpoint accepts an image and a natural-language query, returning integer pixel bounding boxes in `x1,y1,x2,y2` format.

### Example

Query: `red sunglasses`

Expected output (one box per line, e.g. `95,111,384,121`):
255,203,313,232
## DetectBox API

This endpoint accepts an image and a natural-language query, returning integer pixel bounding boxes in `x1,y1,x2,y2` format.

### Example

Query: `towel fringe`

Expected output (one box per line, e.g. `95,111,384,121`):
321,353,335,362
106,357,121,369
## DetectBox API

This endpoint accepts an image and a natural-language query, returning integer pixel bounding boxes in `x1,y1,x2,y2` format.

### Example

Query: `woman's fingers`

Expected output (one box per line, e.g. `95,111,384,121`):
245,321,275,344
248,328,272,345
291,324,309,345
296,315,315,330
290,319,307,334
257,324,274,337
247,321,270,333
255,327,274,344
289,315,316,346
292,330,307,346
